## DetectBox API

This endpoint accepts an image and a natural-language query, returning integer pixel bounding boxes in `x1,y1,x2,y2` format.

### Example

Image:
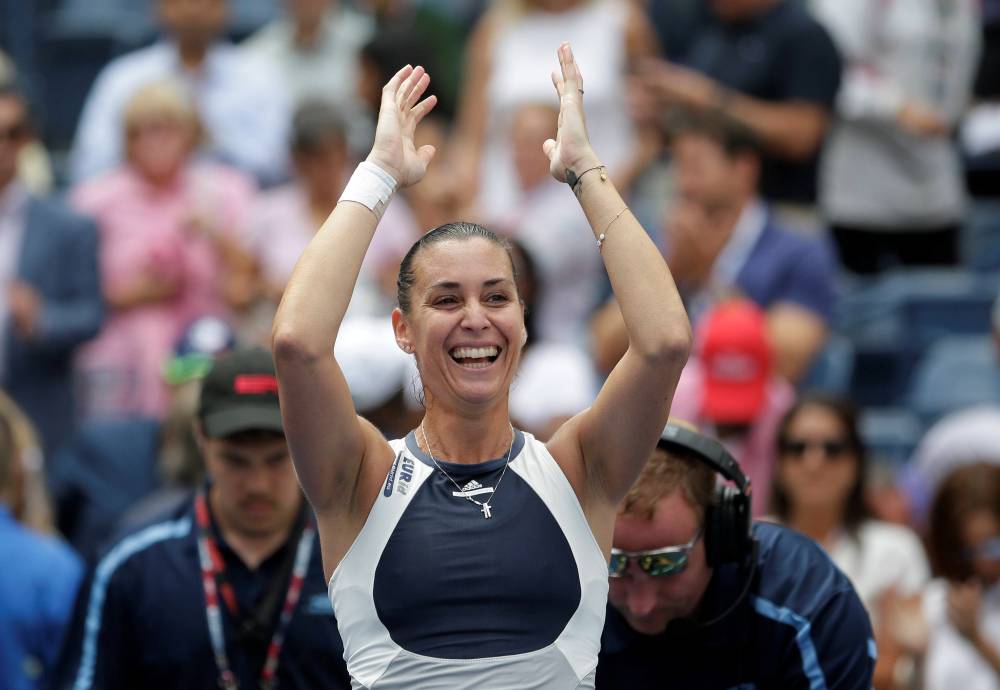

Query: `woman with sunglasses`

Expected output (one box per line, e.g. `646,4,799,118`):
771,394,930,689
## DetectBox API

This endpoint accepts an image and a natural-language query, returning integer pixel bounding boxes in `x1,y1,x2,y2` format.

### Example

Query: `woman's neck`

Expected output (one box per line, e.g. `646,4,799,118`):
788,505,845,548
420,404,514,463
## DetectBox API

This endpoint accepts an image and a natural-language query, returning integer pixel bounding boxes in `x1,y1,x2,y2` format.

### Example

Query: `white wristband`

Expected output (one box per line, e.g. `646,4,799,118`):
339,161,398,220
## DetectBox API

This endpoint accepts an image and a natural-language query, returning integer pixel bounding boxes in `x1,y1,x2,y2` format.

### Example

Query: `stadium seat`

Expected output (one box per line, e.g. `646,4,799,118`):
859,407,924,467
907,335,1000,423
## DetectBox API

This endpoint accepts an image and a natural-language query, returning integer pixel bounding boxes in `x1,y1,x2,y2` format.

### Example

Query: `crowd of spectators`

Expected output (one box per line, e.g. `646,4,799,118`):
2,0,1000,688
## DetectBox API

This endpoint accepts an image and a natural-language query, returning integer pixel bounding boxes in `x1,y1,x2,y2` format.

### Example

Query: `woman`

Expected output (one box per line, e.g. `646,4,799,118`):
72,79,257,419
812,0,981,273
272,45,690,687
771,394,930,689
923,463,1000,689
452,0,657,218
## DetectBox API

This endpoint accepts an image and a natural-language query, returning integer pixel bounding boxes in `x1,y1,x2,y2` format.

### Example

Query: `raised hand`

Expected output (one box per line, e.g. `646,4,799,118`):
543,43,601,184
367,65,438,189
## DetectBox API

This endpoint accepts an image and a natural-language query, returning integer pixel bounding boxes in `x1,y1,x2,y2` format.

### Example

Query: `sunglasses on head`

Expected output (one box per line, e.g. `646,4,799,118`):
609,528,702,578
779,438,851,459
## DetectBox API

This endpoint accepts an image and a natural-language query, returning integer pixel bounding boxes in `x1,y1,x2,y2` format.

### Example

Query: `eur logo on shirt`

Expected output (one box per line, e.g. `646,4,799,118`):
383,452,415,497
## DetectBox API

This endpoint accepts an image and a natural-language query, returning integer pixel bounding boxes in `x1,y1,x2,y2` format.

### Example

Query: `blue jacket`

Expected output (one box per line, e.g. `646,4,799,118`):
597,522,875,689
53,493,351,690
0,506,83,690
3,197,102,454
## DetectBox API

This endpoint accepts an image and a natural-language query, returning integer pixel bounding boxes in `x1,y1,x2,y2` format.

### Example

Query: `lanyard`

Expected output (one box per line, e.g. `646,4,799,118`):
195,491,315,690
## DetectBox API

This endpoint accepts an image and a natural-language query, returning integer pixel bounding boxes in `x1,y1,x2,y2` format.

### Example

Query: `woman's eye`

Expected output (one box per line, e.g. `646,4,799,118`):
487,293,509,304
434,296,458,306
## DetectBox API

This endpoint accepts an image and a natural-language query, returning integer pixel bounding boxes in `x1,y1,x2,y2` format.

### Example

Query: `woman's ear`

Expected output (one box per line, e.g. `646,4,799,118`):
521,327,528,348
392,308,413,353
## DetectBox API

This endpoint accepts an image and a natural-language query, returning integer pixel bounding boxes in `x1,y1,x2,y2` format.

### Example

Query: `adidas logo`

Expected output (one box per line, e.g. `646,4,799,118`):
461,479,482,492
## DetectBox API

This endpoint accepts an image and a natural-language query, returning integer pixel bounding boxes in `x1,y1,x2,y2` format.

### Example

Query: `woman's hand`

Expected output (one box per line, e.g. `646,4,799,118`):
543,43,601,184
947,580,984,643
366,65,438,189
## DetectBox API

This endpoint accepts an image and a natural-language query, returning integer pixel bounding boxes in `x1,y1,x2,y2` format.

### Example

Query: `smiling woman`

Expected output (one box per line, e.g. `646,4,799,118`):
272,43,690,688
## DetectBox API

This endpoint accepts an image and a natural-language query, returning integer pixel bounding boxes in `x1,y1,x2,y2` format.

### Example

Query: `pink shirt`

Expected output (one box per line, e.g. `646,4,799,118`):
248,183,418,317
72,162,256,419
669,358,795,516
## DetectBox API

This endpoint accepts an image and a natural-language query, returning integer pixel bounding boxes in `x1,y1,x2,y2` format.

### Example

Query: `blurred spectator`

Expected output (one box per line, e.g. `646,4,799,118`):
71,79,257,420
248,99,418,329
69,0,291,185
453,0,657,218
0,406,83,690
356,30,462,229
639,0,841,213
962,0,1000,193
503,239,599,439
923,463,1000,688
906,405,1000,529
659,300,794,516
0,391,53,534
592,110,837,383
241,0,374,152
812,0,981,274
488,102,603,346
53,348,351,689
0,56,52,195
770,394,930,690
49,315,235,562
0,83,103,456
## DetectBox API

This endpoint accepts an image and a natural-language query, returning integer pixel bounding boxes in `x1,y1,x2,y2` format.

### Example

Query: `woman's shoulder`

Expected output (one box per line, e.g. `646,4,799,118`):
855,519,929,570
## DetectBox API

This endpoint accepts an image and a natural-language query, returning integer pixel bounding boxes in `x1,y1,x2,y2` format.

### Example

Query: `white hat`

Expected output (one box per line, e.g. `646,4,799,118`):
334,317,410,413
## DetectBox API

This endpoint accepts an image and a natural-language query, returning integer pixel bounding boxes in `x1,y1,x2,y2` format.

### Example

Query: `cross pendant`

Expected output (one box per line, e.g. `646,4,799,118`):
481,503,492,519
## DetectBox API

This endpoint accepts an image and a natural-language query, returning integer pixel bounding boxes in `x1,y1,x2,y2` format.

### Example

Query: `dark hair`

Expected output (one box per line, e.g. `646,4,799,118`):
664,106,762,160
927,463,1000,582
290,99,346,156
771,394,870,534
396,221,518,314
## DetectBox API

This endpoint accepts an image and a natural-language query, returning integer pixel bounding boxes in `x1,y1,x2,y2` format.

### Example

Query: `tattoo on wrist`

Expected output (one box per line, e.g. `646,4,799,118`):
566,164,606,196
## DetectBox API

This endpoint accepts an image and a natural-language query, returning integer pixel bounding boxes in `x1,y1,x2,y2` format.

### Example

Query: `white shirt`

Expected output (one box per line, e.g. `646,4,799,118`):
827,520,930,623
923,579,1000,690
0,181,29,382
69,41,291,184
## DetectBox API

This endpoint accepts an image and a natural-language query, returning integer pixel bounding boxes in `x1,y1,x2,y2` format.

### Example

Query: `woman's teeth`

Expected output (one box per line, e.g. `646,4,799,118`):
451,346,500,367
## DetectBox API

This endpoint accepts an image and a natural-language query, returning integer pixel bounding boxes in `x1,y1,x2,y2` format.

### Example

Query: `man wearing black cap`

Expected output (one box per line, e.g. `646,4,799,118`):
53,348,350,690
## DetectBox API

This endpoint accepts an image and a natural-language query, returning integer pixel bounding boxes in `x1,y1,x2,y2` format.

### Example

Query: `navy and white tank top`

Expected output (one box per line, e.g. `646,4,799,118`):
328,430,608,689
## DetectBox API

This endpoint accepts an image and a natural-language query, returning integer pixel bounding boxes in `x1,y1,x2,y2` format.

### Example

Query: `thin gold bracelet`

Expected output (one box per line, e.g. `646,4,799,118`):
597,207,629,252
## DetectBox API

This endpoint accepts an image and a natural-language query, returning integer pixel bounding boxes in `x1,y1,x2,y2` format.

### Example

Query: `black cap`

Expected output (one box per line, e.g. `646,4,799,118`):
198,347,283,438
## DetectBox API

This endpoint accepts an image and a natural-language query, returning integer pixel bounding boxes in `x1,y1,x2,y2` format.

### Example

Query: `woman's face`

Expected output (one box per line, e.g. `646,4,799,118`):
393,238,526,411
962,509,1000,586
127,116,196,184
777,404,859,516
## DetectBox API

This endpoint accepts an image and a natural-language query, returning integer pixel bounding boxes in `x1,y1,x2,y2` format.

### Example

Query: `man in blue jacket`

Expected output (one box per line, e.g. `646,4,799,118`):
0,82,102,455
597,423,875,688
54,348,350,689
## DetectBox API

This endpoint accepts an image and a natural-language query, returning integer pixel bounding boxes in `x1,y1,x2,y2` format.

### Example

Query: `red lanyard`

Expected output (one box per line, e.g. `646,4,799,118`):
195,491,315,690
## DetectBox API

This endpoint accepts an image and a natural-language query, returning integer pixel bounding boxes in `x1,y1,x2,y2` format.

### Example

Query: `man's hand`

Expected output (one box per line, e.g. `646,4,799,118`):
897,101,949,138
7,280,43,339
366,65,438,189
663,199,729,288
640,58,723,112
543,43,601,184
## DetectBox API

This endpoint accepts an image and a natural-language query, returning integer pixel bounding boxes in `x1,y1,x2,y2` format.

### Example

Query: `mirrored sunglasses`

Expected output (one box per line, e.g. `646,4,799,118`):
609,528,702,578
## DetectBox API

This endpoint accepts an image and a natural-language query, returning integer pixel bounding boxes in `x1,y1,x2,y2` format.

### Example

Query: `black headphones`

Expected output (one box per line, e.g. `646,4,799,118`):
657,423,754,568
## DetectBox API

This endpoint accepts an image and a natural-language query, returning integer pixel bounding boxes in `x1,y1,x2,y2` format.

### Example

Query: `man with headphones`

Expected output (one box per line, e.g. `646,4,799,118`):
596,422,875,688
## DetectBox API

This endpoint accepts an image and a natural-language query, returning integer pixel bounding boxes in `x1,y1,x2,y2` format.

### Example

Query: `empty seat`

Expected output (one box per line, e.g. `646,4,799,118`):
907,335,1000,422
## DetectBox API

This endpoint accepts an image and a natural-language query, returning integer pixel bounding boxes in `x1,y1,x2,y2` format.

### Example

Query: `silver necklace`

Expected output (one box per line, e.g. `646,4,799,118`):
420,422,514,519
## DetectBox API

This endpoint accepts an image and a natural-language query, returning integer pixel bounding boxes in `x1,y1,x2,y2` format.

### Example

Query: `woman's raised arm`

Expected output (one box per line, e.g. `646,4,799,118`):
544,44,691,508
272,65,437,517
